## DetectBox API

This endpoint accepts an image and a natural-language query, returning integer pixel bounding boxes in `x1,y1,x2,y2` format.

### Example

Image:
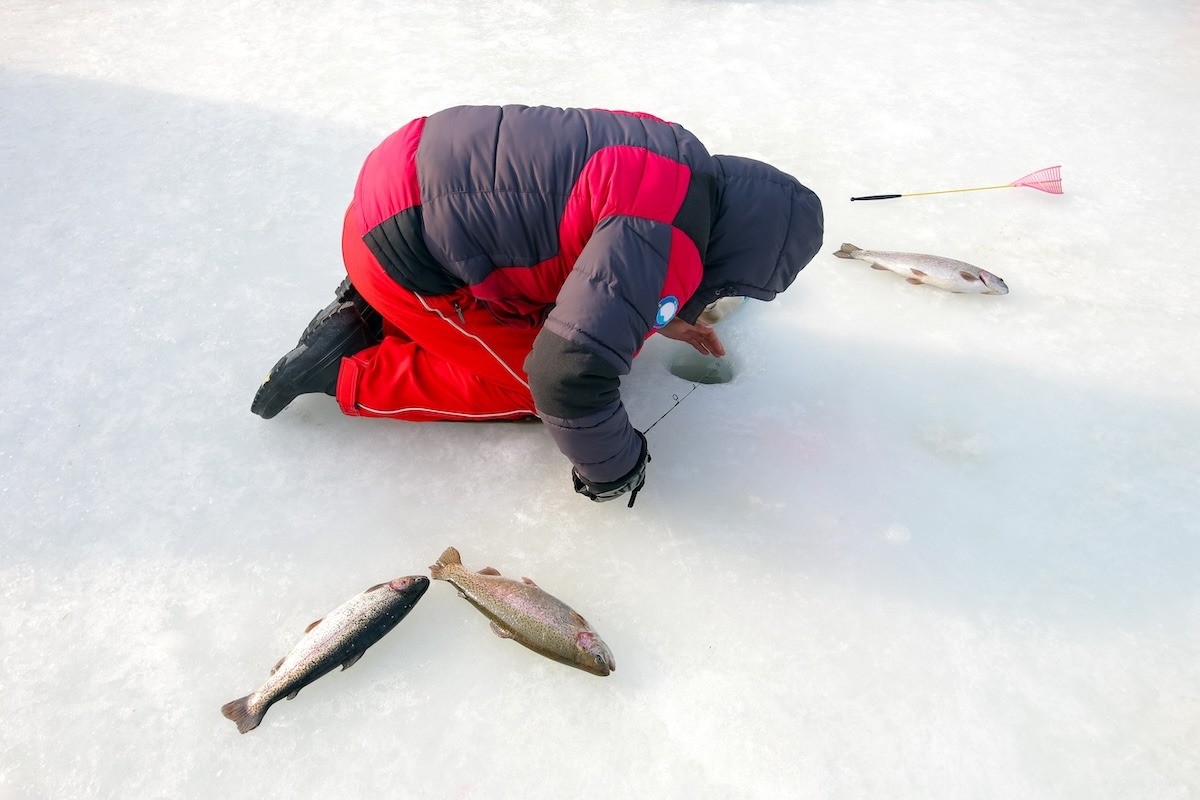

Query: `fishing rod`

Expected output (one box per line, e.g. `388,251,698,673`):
851,165,1063,201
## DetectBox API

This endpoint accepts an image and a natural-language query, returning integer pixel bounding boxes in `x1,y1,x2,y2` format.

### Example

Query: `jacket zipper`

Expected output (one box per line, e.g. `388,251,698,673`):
452,301,466,325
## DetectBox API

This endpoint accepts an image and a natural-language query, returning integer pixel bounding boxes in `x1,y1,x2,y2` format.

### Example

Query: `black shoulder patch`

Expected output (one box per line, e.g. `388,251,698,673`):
365,207,462,296
524,330,621,419
672,172,715,263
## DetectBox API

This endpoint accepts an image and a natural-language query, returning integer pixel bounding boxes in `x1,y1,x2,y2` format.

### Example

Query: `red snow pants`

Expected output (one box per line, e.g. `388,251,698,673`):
335,205,540,421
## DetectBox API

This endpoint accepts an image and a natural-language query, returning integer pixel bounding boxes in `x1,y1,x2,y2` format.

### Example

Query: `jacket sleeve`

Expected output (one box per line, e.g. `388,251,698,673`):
523,214,674,483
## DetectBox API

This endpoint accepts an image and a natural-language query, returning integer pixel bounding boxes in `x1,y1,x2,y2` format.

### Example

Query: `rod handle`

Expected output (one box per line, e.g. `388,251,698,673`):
850,194,901,201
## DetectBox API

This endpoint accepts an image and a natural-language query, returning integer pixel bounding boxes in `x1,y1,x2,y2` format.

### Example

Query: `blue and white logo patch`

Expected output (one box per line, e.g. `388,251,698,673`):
654,295,679,328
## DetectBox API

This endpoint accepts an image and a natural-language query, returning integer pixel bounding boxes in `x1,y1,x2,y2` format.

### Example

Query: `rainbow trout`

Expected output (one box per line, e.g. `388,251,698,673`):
221,576,429,733
430,547,615,676
834,243,1009,294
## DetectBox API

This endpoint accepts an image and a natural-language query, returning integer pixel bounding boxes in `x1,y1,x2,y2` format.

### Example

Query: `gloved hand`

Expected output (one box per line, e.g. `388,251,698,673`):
571,430,650,508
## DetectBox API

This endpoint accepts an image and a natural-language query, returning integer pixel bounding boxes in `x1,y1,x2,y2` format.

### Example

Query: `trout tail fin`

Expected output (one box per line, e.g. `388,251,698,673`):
221,695,266,734
833,243,860,259
429,546,462,580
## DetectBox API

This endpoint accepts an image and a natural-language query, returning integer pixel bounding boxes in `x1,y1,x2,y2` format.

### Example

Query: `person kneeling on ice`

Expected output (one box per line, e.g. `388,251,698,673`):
251,105,823,505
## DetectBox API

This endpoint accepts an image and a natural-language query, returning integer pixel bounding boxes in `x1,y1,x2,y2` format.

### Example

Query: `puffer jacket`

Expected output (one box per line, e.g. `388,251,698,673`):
350,105,823,484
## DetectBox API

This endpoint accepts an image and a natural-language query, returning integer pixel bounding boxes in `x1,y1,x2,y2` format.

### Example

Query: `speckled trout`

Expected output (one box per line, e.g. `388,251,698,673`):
834,243,1009,294
430,546,615,676
221,576,429,733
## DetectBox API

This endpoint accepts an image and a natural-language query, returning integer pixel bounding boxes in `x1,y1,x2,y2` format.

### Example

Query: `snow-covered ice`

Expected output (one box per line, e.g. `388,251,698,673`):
2,1,1197,797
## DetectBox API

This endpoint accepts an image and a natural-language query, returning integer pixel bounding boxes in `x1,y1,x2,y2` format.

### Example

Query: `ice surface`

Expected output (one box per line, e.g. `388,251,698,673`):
1,0,1198,797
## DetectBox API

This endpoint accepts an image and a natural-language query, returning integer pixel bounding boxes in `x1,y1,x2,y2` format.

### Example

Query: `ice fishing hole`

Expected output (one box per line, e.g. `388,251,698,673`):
668,350,735,384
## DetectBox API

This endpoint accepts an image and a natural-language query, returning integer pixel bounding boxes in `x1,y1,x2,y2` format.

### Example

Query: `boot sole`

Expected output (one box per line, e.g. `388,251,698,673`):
250,324,365,419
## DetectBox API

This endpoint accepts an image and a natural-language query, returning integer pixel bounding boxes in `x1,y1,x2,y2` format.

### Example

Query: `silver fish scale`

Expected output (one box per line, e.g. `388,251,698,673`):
270,589,397,681
452,567,581,647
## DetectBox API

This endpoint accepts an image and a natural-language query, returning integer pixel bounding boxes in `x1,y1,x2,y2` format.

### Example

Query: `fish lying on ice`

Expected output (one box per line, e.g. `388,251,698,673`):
429,546,616,676
833,243,1009,294
221,576,429,733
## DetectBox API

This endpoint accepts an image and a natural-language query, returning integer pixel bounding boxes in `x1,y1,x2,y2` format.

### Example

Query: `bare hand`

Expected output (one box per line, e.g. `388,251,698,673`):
659,317,726,357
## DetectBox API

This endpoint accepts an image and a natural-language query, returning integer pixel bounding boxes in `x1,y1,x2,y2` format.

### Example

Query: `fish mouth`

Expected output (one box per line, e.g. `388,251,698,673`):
595,652,616,675
980,271,1009,295
577,630,616,675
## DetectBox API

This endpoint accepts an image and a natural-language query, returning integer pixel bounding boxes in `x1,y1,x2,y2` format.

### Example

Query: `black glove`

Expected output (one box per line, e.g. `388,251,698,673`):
571,430,651,508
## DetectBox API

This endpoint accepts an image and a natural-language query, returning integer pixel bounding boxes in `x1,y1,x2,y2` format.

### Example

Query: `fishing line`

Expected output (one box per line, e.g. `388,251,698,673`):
643,359,722,435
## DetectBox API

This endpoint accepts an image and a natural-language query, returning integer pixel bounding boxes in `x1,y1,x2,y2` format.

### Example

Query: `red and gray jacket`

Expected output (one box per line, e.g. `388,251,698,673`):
350,105,823,484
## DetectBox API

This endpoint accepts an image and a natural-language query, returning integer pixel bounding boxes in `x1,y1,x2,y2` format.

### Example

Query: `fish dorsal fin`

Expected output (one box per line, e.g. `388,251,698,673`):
477,567,502,576
521,576,538,587
286,688,300,701
270,657,286,675
341,651,364,671
489,621,515,639
304,618,324,633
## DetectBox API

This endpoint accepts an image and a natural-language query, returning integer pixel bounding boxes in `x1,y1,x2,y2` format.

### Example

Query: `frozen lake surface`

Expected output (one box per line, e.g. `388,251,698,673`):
2,1,1198,797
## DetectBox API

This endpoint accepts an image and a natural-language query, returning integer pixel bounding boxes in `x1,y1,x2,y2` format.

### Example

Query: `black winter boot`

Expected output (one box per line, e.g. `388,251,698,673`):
298,278,384,346
251,302,378,419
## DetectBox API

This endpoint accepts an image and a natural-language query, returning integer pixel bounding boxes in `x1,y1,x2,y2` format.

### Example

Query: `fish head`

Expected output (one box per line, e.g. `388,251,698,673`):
387,575,431,596
575,630,616,676
978,270,1009,295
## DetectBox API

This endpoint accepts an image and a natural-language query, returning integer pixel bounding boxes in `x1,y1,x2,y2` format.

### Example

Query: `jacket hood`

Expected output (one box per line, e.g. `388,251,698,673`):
679,155,824,324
